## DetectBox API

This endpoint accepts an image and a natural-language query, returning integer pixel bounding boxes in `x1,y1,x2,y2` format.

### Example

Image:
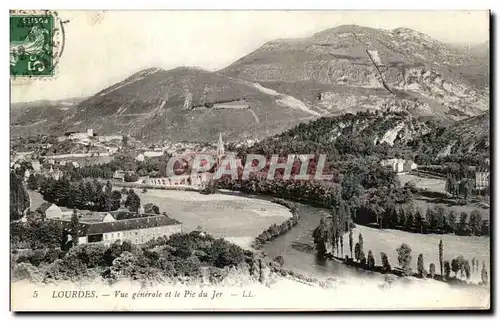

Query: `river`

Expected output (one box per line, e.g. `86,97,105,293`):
261,202,362,280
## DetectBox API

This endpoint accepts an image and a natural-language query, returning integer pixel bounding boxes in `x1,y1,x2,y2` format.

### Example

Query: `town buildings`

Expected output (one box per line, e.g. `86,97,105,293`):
32,202,182,245
380,158,418,174
475,167,490,190
53,214,182,245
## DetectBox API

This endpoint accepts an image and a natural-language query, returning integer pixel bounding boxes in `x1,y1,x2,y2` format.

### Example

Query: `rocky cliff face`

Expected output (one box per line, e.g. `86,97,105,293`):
222,25,489,121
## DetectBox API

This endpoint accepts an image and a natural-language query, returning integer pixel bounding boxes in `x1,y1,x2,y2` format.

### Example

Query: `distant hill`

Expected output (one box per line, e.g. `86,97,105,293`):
49,67,316,143
409,112,490,164
10,97,84,137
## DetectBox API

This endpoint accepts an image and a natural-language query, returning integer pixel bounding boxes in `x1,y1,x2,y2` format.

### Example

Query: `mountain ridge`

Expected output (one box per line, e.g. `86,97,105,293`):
10,24,489,145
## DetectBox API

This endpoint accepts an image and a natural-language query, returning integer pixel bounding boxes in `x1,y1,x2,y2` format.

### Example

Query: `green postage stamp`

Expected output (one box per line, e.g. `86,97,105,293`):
10,10,65,78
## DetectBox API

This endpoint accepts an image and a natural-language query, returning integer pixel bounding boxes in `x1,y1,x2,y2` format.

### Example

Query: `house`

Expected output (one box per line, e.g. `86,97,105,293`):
24,169,31,181
113,170,126,182
56,215,182,245
36,202,64,220
144,151,164,158
380,158,416,174
475,167,490,190
48,166,62,180
110,209,142,221
79,212,116,223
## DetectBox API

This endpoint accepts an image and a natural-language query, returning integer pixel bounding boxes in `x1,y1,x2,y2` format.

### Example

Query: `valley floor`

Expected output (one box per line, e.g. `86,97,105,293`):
134,189,292,250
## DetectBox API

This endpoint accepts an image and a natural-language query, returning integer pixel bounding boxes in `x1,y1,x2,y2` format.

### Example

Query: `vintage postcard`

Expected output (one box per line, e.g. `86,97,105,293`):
9,10,491,311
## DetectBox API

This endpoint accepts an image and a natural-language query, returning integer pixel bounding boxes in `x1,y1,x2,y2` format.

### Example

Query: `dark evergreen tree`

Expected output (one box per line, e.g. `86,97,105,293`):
70,209,79,246
367,250,375,270
439,239,444,277
27,174,38,190
313,215,329,257
417,253,425,277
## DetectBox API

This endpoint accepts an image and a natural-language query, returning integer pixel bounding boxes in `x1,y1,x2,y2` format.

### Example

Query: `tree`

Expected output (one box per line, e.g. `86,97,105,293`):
329,207,339,256
414,207,424,233
451,256,466,279
104,180,113,211
417,254,425,277
27,174,39,190
124,190,141,213
397,243,412,276
457,212,469,235
381,252,391,273
313,215,329,257
111,190,122,210
446,210,457,234
439,239,444,277
451,258,459,277
10,172,30,221
468,210,482,236
367,250,375,270
481,262,488,284
444,261,451,279
464,260,471,279
354,242,361,262
348,229,353,258
429,263,436,279
435,205,446,233
426,207,437,231
445,174,451,194
459,178,473,200
70,209,79,246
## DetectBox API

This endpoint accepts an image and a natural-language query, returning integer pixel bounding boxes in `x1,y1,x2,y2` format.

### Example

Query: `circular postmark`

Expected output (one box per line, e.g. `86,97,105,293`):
10,9,67,82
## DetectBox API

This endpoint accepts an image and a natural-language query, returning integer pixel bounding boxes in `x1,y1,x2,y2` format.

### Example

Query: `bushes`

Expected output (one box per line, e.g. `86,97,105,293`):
166,232,245,269
11,220,65,250
124,173,139,182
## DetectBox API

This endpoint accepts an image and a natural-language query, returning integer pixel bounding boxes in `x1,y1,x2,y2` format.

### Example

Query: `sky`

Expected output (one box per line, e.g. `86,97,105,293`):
11,10,489,103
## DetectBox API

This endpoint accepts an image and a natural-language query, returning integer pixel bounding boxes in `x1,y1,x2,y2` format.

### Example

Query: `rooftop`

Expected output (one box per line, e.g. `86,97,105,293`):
55,214,182,237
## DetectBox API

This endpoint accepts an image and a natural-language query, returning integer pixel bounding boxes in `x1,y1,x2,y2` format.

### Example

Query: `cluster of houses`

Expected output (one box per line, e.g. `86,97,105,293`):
380,158,490,191
18,160,64,181
25,202,183,246
474,166,490,190
116,133,243,188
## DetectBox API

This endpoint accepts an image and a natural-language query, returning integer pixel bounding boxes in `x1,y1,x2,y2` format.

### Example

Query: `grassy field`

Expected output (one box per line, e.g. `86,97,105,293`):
398,174,489,221
135,189,291,249
398,174,446,194
344,224,490,283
